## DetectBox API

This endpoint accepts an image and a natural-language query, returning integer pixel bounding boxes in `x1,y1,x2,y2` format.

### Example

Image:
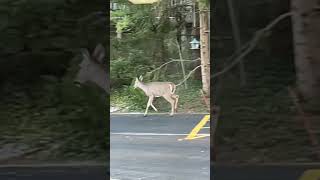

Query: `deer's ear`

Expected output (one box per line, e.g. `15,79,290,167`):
92,43,105,63
139,75,143,81
81,48,91,62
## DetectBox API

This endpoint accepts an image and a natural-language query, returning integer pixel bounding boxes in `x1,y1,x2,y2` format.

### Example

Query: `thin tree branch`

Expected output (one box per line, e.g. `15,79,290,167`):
211,11,293,80
176,65,201,86
147,58,200,74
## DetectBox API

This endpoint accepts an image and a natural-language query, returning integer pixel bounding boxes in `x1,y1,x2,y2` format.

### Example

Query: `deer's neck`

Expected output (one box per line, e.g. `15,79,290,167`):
137,82,149,94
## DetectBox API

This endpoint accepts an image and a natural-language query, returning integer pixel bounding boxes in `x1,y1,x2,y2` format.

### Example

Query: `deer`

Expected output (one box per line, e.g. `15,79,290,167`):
133,76,179,117
74,43,109,94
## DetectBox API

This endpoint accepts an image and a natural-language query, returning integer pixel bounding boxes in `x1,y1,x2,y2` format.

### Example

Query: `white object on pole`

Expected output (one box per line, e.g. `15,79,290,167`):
128,0,160,4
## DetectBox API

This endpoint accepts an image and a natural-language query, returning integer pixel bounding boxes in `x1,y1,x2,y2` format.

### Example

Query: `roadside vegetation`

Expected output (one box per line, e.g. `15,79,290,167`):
213,0,320,163
0,0,107,162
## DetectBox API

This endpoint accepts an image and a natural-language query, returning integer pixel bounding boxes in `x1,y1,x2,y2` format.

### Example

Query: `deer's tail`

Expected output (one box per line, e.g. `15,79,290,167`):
169,83,176,94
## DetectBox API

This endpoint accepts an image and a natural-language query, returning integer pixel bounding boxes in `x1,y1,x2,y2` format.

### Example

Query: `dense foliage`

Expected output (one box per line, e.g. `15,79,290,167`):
213,0,319,162
0,0,107,161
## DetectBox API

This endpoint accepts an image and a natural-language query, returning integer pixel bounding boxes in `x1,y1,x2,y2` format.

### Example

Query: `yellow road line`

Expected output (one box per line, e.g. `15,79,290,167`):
184,115,210,140
188,134,210,140
299,169,320,180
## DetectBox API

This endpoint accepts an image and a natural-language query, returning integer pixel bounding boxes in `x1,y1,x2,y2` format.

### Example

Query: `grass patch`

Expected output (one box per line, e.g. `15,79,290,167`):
0,79,108,161
215,54,314,163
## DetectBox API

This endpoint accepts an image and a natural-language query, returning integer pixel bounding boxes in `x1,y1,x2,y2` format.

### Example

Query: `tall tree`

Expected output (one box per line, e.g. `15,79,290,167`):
291,0,320,108
198,0,210,97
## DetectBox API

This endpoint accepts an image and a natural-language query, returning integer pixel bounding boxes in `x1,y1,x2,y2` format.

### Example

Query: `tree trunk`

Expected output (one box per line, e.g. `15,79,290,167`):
192,49,202,80
199,10,210,97
116,31,122,39
191,2,202,81
291,0,320,107
226,0,246,86
177,39,188,89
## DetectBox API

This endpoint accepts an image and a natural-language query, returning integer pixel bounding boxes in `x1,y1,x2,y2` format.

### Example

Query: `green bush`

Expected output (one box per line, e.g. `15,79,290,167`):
111,85,147,111
111,48,153,88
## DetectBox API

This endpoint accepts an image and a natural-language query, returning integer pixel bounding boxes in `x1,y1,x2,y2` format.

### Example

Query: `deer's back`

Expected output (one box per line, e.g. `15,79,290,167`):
145,82,175,96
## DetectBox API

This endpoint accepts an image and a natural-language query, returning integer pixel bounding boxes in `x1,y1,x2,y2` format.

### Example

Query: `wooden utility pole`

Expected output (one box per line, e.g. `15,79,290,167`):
199,6,210,97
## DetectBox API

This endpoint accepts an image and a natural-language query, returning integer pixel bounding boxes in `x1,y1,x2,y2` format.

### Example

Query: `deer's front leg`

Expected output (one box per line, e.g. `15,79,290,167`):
144,96,154,117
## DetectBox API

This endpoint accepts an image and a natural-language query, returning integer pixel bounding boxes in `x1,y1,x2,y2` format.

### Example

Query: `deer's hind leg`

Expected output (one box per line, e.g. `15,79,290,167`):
163,94,175,116
172,94,179,112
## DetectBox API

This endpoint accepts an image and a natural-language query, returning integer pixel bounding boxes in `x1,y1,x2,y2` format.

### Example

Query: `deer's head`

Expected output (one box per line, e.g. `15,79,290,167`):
74,44,109,93
133,75,144,89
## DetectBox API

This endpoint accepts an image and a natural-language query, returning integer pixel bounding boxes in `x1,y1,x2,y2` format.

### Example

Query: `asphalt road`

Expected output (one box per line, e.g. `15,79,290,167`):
110,114,210,180
0,114,318,180
213,164,320,180
0,166,106,180
0,164,318,180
